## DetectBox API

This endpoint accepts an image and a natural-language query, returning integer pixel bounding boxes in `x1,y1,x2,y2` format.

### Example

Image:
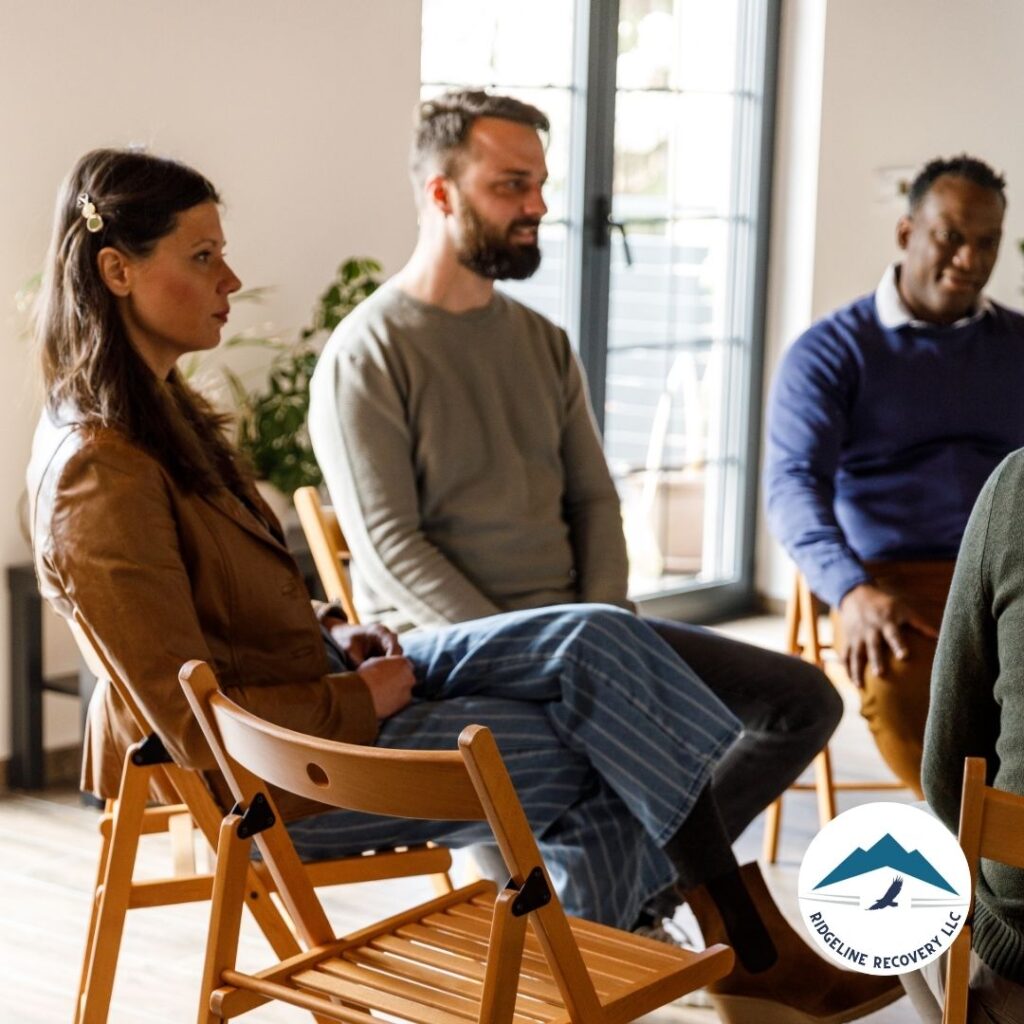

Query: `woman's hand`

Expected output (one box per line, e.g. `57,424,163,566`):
328,622,403,666
356,655,416,720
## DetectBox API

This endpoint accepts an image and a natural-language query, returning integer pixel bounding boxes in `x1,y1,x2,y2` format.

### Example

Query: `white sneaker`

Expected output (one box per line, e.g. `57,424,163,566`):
632,913,713,1008
671,900,706,951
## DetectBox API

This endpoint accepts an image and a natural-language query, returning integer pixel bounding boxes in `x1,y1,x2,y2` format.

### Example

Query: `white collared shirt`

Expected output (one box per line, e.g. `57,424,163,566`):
875,263,992,330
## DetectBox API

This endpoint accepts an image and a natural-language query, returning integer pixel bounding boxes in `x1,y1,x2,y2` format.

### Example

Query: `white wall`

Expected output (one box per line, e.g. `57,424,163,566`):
758,0,1024,600
0,1,422,759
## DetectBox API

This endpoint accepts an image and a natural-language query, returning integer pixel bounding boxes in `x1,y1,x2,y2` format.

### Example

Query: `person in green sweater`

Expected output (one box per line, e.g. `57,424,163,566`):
902,449,1024,1021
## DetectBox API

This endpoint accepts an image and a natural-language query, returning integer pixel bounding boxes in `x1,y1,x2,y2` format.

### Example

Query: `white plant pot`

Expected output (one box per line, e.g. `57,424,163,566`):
254,479,298,529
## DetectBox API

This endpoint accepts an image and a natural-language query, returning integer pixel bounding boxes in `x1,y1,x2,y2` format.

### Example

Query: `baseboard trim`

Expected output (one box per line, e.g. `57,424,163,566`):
758,593,787,615
0,744,81,793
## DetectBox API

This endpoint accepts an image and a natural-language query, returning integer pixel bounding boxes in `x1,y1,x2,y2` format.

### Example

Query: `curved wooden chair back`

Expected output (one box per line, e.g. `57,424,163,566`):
943,757,1024,1024
181,660,553,912
204,683,483,821
180,658,733,1023
294,486,359,623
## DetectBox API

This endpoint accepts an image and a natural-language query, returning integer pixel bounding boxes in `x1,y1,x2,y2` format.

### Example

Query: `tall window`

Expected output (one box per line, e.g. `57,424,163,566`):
422,0,778,620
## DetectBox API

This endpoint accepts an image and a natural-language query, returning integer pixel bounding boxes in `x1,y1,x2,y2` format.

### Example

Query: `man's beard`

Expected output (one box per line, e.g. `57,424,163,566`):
455,200,542,281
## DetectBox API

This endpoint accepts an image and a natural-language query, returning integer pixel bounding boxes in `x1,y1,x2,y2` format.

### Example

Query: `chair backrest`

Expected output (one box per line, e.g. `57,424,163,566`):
179,658,604,1012
71,612,180,790
294,486,360,623
70,611,233,834
943,757,1024,1024
198,665,484,822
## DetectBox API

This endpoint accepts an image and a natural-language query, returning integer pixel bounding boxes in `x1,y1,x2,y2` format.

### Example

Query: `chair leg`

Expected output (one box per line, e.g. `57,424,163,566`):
198,816,251,1024
78,761,152,1024
169,810,197,875
430,868,455,895
814,746,838,827
73,801,115,1024
169,765,302,962
239,867,303,958
478,889,527,1024
199,834,338,1024
761,798,782,864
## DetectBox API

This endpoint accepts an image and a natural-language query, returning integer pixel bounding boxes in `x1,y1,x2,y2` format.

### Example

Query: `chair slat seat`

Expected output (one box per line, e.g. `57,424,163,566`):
330,951,539,1018
294,967,475,1024
322,959,559,1024
430,899,683,976
220,882,729,1024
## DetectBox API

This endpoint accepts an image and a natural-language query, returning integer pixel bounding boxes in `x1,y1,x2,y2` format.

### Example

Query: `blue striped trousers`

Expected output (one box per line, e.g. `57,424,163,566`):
287,604,741,928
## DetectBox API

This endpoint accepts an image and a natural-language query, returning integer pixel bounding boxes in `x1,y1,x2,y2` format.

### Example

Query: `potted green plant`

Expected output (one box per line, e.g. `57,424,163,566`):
223,257,382,508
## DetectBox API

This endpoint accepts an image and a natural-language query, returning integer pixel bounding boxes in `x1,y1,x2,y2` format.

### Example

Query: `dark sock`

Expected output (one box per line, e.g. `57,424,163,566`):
631,906,658,930
703,867,778,972
664,785,778,972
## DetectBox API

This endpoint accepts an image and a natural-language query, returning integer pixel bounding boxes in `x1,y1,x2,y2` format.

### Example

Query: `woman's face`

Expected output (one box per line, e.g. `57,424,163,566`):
115,201,241,377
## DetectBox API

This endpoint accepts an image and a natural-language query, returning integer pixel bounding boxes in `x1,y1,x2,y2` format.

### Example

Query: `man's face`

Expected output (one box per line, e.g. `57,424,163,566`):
447,117,548,280
896,174,1005,325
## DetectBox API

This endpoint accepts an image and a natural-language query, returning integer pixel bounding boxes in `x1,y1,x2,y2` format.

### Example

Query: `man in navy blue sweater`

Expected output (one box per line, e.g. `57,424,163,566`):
765,155,1024,795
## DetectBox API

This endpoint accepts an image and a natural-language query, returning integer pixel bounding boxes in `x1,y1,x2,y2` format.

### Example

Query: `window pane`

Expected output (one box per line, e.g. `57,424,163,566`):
421,1,577,329
422,0,575,88
618,0,740,93
614,92,737,219
605,0,768,598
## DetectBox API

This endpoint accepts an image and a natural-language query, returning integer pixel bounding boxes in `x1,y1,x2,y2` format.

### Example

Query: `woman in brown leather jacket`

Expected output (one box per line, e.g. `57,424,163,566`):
26,148,741,933
25,148,900,1023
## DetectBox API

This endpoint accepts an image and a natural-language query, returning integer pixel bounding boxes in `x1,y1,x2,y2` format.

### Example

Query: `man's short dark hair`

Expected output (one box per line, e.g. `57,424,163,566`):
907,154,1007,211
411,89,550,184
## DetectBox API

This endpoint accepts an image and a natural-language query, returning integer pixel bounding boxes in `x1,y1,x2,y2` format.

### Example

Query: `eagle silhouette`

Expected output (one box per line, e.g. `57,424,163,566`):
867,875,903,910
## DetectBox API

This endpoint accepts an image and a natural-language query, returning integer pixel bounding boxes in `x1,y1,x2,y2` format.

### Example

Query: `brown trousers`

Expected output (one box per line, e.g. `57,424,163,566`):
831,560,955,798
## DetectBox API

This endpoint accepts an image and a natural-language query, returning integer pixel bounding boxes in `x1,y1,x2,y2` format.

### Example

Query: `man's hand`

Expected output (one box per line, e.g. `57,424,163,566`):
328,622,403,666
356,655,416,720
838,582,939,686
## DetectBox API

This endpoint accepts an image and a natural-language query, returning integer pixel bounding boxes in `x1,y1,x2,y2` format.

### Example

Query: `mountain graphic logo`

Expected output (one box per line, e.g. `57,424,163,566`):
813,833,957,894
798,803,970,976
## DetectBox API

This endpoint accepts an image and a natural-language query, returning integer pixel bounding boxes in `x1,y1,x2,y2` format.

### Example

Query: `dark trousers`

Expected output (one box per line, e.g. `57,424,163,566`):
645,617,843,844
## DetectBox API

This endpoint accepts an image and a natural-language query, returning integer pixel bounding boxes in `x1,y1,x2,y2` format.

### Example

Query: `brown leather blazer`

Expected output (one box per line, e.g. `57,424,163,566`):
27,410,378,818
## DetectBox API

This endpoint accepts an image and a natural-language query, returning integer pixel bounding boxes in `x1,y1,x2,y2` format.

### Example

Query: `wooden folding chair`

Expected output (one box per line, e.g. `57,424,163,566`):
69,615,453,1024
762,570,907,863
943,757,1024,1024
295,483,504,885
181,659,735,1024
294,486,360,623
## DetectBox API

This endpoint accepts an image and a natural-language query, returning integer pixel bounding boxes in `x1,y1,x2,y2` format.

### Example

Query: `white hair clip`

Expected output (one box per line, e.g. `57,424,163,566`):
77,192,104,233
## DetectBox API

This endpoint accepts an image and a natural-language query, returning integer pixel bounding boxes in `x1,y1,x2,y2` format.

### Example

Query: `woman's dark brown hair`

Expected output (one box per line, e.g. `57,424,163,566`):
37,148,248,495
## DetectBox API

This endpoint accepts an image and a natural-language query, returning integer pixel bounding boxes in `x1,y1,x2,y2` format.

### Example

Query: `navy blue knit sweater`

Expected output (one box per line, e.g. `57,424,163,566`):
764,293,1024,606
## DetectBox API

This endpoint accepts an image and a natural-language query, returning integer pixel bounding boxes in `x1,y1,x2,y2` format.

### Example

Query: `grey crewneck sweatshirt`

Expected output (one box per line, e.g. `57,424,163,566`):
309,282,630,631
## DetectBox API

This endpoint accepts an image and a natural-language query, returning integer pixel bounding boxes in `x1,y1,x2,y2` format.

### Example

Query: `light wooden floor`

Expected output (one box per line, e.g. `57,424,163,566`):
0,615,921,1023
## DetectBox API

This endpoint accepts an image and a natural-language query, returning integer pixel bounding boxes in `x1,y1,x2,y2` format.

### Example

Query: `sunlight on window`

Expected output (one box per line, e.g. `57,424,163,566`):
422,0,773,600
421,0,576,326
